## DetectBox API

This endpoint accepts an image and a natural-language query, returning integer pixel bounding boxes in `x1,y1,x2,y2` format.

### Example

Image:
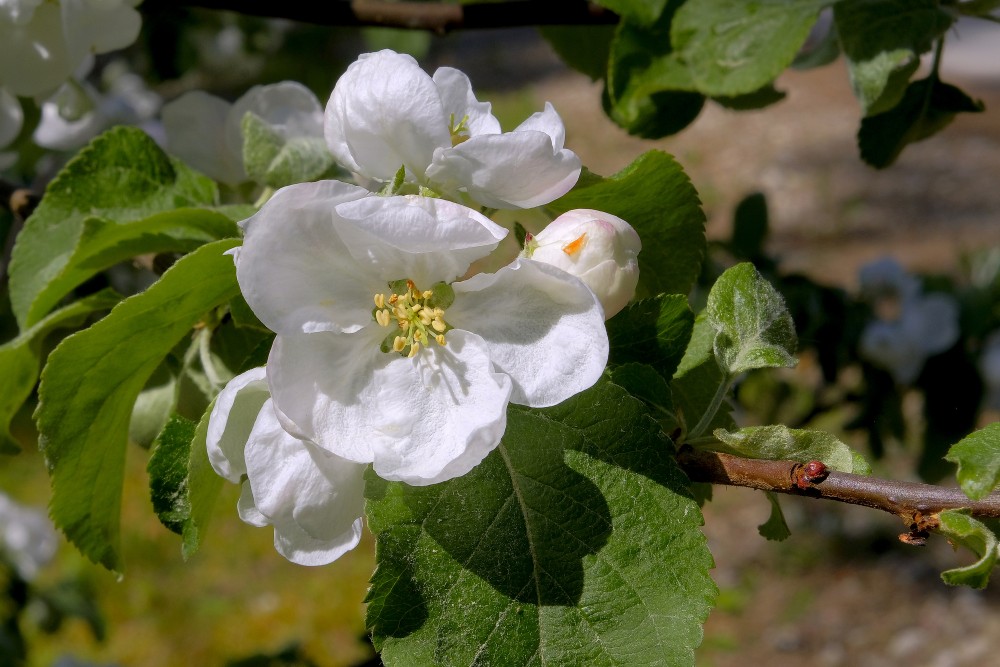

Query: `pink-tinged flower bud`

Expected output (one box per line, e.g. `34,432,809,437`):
524,209,641,319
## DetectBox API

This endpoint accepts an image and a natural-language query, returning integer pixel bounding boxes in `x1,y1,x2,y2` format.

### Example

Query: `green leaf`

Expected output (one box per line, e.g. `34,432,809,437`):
712,85,786,111
607,294,694,379
672,317,733,437
706,262,797,375
945,423,1000,501
549,151,706,297
0,289,121,454
242,111,334,188
671,0,832,96
146,406,222,559
366,379,717,666
834,0,952,115
605,15,706,138
129,359,179,448
8,126,219,328
148,415,197,534
858,77,984,168
593,0,670,26
36,239,241,572
713,425,871,474
935,510,998,589
729,192,769,259
609,362,676,425
759,491,791,541
538,25,616,81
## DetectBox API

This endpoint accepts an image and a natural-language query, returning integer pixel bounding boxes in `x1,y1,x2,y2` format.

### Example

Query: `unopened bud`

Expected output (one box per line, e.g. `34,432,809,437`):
523,209,640,319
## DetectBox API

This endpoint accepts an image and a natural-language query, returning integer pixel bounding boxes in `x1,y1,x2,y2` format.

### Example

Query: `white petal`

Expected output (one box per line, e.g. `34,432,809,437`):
0,3,73,96
33,87,106,151
324,50,449,181
0,89,23,149
243,400,365,565
206,367,270,483
426,130,581,209
332,194,507,287
269,330,512,485
236,180,377,335
903,293,959,355
449,258,607,407
237,481,268,527
61,0,140,65
513,102,567,150
227,80,324,155
162,91,245,185
431,67,500,137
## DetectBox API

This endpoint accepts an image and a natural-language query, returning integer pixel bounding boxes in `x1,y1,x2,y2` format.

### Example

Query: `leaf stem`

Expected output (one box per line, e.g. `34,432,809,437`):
687,372,731,440
677,448,1000,524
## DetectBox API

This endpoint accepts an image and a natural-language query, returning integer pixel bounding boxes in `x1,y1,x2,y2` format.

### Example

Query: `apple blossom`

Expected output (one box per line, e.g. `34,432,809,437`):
162,81,325,186
324,49,581,209
857,258,959,384
0,0,141,98
522,209,641,319
207,367,367,565
232,180,608,486
0,491,58,580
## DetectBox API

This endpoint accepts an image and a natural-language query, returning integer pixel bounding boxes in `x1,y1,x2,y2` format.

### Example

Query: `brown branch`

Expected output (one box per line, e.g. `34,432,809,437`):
144,0,618,31
678,448,1000,541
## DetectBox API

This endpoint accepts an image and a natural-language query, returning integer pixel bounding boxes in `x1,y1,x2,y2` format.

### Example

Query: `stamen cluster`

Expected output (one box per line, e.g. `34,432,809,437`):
374,279,453,357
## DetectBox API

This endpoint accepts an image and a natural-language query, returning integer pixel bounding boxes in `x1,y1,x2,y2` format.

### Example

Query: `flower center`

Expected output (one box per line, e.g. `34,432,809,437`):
373,279,455,357
449,113,471,146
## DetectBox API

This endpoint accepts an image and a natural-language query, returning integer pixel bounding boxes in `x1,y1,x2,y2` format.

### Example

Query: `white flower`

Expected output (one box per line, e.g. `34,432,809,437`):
324,49,581,209
234,180,608,485
162,81,324,186
0,0,141,97
34,68,162,151
859,291,959,384
207,367,366,566
0,491,58,580
523,209,641,319
858,256,920,305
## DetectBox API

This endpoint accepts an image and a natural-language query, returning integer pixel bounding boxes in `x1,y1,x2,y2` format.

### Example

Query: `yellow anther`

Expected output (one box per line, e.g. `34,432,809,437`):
393,336,406,352
408,342,421,358
436,334,447,346
422,290,433,299
374,293,386,309
433,308,445,318
375,309,391,327
562,232,588,256
432,318,447,332
388,293,399,305
416,330,429,346
419,311,433,326
411,303,422,312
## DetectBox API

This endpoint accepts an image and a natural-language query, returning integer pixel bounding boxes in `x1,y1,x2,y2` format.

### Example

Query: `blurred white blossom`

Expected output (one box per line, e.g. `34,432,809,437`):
981,331,1000,410
0,491,58,581
162,81,324,186
858,257,959,384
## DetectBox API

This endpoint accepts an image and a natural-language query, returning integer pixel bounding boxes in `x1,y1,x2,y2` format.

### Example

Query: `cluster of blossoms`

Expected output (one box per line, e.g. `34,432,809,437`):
857,257,959,385
206,51,640,564
0,0,143,161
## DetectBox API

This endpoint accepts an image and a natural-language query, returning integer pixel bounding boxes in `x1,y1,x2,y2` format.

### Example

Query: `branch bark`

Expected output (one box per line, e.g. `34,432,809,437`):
678,447,1000,536
144,0,618,31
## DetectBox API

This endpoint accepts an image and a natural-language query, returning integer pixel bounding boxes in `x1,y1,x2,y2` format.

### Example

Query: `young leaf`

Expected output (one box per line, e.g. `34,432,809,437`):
593,0,670,26
8,126,219,328
671,0,832,97
606,294,694,380
538,25,616,81
945,423,1000,501
146,406,222,559
36,239,240,572
834,0,952,115
759,491,791,541
366,379,716,666
242,111,334,188
935,510,998,589
713,425,871,474
148,415,197,535
0,289,121,454
706,262,797,375
858,77,984,169
549,151,706,297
